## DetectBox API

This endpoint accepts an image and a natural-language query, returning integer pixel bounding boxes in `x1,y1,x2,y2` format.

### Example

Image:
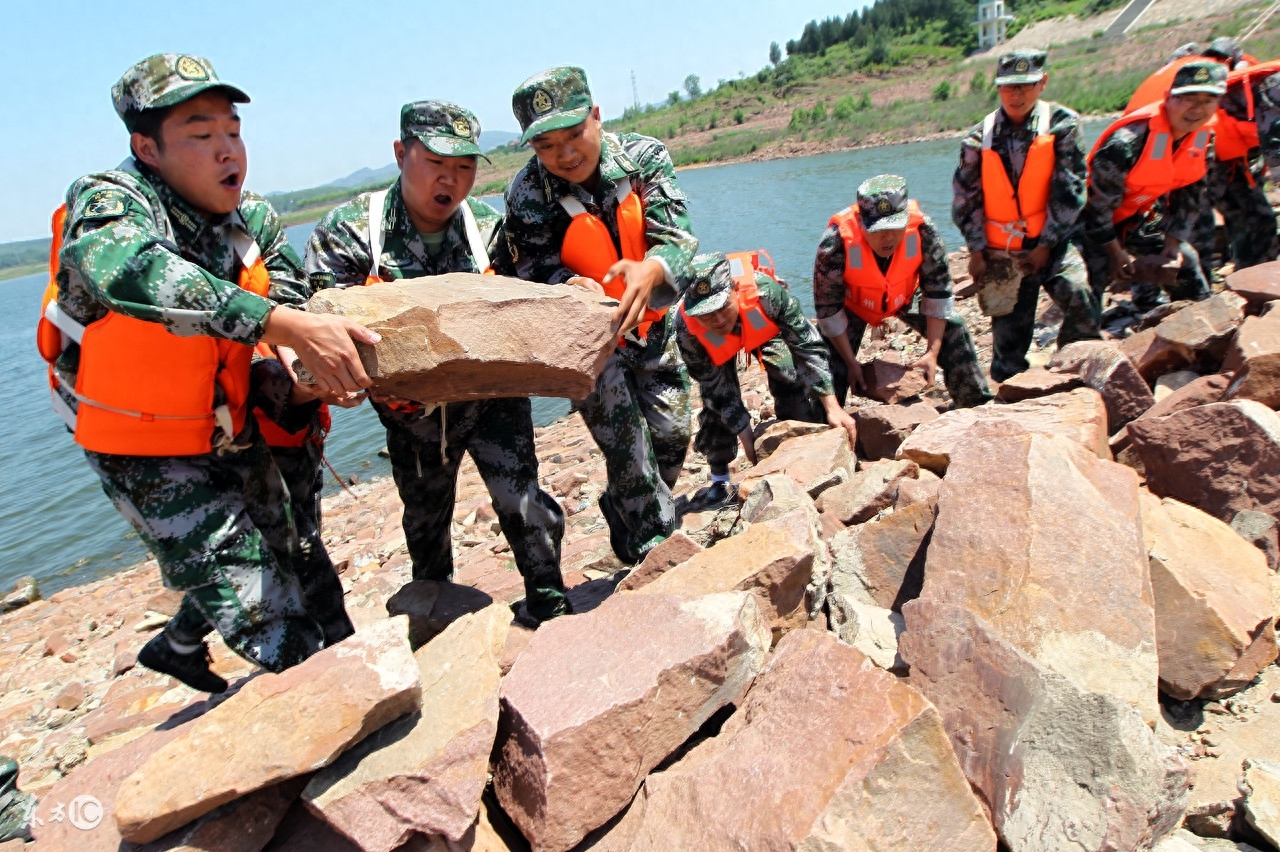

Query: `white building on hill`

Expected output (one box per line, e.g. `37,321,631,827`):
974,0,1015,51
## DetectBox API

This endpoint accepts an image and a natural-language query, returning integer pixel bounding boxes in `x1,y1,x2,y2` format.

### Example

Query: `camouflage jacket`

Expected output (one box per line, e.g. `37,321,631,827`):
494,131,698,305
305,178,500,286
952,101,1088,252
1221,71,1280,168
676,274,833,435
1081,119,1210,246
812,213,955,340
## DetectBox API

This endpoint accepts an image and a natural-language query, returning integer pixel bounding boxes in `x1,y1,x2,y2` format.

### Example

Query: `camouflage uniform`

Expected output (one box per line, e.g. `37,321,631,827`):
307,103,567,616
952,52,1100,382
677,255,834,475
54,57,325,671
496,67,696,563
1081,62,1225,312
813,177,993,408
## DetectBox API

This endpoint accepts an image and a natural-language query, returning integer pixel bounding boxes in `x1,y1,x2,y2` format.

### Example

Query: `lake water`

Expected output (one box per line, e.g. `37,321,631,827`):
0,125,1106,595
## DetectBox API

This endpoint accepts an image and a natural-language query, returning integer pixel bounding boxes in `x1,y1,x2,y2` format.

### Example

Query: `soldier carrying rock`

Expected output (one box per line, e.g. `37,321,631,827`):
306,100,571,624
813,175,993,409
951,49,1101,383
1081,60,1225,313
39,54,377,692
676,251,856,509
495,66,697,566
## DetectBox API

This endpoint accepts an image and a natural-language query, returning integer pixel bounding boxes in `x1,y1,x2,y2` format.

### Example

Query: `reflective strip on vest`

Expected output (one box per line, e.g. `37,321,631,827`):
1150,133,1169,160
847,245,863,270
905,233,919,259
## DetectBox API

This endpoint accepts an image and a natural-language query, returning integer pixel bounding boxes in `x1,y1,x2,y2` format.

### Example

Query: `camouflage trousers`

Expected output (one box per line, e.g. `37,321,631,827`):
989,242,1101,382
576,325,692,560
86,434,323,673
1191,155,1278,274
826,308,993,408
271,437,354,647
380,397,566,610
696,338,825,476
1082,226,1211,313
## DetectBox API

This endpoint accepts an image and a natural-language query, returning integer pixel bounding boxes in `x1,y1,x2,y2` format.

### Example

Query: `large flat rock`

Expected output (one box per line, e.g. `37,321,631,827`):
1120,328,1193,382
1141,494,1278,700
736,427,855,500
115,618,422,844
1050,341,1155,432
851,401,940,460
1153,291,1249,366
492,592,770,852
306,274,617,403
607,629,997,851
896,388,1110,474
1127,400,1280,524
1226,260,1280,308
919,429,1161,722
901,599,1188,852
302,604,510,851
995,367,1084,402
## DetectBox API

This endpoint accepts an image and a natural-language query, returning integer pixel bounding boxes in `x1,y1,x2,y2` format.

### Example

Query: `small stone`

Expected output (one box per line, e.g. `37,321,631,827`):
133,612,170,632
862,358,930,403
1,575,40,612
54,681,86,711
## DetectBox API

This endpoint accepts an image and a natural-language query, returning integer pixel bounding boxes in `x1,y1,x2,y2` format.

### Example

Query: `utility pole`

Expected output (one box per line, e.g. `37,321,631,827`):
631,70,640,111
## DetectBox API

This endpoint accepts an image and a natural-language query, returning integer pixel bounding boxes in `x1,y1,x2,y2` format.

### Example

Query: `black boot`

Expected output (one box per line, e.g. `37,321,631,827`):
598,492,641,566
137,633,229,694
686,480,737,511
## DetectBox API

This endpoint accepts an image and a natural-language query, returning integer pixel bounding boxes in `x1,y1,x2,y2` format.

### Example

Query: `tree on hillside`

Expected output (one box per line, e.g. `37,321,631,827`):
683,74,702,99
668,91,681,106
769,41,782,65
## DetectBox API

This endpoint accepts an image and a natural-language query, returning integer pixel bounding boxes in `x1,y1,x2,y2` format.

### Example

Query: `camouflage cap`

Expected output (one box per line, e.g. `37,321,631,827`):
1203,37,1243,65
513,67,593,145
112,54,249,131
1169,60,1227,97
857,175,910,232
401,100,489,161
994,49,1047,86
683,253,735,317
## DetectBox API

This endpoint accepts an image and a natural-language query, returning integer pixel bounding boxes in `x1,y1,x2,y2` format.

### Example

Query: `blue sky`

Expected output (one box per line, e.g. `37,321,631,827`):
2,0,851,242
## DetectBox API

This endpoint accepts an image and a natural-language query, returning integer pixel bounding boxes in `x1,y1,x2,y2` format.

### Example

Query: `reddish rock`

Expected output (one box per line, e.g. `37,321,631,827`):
895,474,941,509
82,683,201,745
919,429,1160,722
1141,494,1278,700
613,630,996,851
901,600,1188,852
43,631,70,657
616,532,702,592
1222,315,1280,408
738,473,816,525
145,589,185,617
752,419,830,461
54,680,86,711
1119,328,1192,381
1153,291,1249,365
1128,400,1280,524
1232,509,1280,570
303,605,510,851
736,427,855,501
897,388,1110,474
134,778,308,852
256,799,361,851
493,592,770,852
851,401,940,460
1049,341,1155,432
995,367,1084,402
862,358,930,403
386,580,496,649
1226,260,1280,309
115,617,422,844
1137,372,1230,421
829,494,935,614
306,274,617,404
815,459,918,525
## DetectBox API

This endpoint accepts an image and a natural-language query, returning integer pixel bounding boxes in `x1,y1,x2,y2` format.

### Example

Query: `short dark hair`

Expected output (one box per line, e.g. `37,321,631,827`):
128,106,172,156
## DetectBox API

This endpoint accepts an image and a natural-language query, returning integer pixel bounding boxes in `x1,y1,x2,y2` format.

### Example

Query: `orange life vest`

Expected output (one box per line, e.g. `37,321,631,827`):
250,341,332,449
980,102,1056,251
1089,102,1213,224
38,202,271,456
558,180,665,340
679,250,782,366
1214,58,1280,162
831,201,926,327
362,189,495,285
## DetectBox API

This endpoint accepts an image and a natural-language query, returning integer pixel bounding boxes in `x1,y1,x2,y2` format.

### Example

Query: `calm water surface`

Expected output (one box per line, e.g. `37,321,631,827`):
0,126,1105,594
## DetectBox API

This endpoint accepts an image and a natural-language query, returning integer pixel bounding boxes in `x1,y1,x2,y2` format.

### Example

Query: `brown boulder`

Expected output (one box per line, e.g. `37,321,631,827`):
610,630,996,851
492,591,770,852
1232,509,1280,570
115,618,422,844
1119,329,1193,381
306,274,616,404
386,580,495,648
919,429,1160,721
1222,315,1280,408
615,532,702,592
862,357,930,403
736,427,855,500
1153,291,1249,365
995,367,1084,402
851,400,940,460
815,458,918,525
302,604,510,851
1140,494,1278,700
752,419,829,461
1226,260,1280,309
1138,373,1230,422
1127,400,1280,524
901,600,1188,852
829,494,935,613
738,473,816,525
1049,341,1155,432
896,388,1110,474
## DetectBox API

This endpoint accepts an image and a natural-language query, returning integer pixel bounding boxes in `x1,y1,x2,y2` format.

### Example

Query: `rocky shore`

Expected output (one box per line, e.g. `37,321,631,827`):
3,261,1280,851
